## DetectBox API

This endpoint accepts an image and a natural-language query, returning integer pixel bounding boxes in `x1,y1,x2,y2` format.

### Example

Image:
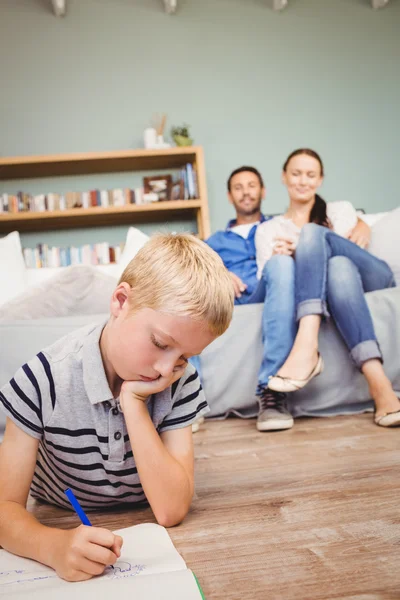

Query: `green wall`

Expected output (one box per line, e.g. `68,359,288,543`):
0,0,399,248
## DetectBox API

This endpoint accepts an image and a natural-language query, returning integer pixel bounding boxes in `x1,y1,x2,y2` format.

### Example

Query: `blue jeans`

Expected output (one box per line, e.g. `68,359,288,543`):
296,223,396,368
244,255,297,392
189,257,296,385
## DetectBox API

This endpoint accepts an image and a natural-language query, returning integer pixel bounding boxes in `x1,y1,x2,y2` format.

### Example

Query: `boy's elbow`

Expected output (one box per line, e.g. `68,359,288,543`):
154,505,190,528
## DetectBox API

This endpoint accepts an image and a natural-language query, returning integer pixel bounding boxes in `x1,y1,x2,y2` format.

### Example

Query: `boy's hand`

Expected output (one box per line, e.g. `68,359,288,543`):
120,364,187,410
52,525,123,582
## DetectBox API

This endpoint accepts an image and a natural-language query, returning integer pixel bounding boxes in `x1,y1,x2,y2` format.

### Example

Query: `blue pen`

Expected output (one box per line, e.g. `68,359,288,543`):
64,488,115,569
64,488,92,526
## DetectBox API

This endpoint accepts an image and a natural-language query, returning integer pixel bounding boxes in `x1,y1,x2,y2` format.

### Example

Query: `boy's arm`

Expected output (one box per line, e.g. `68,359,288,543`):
120,395,194,528
0,418,122,581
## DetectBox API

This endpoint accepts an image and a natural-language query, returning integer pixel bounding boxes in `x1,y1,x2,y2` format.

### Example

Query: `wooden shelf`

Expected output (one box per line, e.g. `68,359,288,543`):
0,146,210,238
0,200,202,233
0,147,201,180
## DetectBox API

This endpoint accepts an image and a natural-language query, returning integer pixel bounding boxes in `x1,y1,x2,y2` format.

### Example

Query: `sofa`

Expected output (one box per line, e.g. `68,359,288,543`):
1,208,399,435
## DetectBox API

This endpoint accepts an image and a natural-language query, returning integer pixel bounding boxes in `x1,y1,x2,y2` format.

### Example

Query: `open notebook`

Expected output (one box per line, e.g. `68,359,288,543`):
0,523,204,599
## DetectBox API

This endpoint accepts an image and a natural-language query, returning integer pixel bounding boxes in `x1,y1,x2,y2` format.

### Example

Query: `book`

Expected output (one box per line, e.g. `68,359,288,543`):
0,523,205,599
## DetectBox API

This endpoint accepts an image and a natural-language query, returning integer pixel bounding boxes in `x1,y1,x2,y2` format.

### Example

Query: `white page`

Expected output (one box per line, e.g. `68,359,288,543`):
0,523,202,599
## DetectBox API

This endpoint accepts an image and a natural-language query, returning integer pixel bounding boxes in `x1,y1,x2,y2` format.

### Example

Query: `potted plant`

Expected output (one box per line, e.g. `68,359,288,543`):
171,124,193,147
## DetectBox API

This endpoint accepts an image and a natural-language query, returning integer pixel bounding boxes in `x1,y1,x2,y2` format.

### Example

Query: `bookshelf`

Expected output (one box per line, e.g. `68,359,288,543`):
0,146,211,238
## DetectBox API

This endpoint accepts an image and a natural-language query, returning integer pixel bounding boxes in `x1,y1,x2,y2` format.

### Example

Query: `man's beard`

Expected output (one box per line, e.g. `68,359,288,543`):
236,198,262,217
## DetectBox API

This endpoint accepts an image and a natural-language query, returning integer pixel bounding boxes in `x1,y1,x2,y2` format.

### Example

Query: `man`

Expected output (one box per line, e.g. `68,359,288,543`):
207,166,371,433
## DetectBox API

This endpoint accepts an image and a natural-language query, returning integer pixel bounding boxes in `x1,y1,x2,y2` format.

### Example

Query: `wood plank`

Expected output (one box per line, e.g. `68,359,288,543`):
0,200,201,233
0,147,199,180
15,415,400,599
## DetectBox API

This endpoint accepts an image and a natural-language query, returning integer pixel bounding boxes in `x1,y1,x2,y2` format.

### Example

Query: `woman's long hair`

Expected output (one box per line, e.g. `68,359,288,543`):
283,148,331,228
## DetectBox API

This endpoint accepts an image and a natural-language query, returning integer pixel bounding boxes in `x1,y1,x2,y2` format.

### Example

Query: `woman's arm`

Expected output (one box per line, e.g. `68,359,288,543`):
328,201,370,247
347,218,371,249
255,221,278,277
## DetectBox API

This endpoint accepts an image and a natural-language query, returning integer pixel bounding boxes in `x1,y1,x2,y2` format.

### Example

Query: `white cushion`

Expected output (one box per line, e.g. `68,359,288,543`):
24,227,149,287
0,231,27,307
26,263,119,287
359,212,388,227
369,207,400,285
0,265,117,321
116,226,149,277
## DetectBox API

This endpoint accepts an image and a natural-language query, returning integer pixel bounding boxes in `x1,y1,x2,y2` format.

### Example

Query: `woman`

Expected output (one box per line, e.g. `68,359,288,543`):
255,148,399,427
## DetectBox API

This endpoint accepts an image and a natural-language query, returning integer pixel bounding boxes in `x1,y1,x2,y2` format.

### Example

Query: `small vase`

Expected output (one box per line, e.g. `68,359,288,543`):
173,135,193,147
144,127,157,149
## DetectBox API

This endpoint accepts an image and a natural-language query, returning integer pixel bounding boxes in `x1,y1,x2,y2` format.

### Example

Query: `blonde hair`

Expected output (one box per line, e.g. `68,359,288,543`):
118,233,234,337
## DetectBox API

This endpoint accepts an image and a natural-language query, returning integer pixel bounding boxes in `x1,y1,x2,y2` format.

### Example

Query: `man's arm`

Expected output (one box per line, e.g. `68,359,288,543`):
229,271,247,298
206,233,244,298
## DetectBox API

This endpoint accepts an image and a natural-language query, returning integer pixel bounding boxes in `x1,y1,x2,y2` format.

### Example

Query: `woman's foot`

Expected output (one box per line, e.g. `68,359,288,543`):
371,381,400,427
275,348,320,381
192,416,205,433
268,350,324,393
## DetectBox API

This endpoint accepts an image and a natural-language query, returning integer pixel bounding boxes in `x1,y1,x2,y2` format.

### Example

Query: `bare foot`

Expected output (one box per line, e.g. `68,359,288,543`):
277,349,319,381
371,381,400,418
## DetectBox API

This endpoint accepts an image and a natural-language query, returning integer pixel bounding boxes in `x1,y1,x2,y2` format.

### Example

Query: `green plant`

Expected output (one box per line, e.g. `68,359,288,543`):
171,124,191,138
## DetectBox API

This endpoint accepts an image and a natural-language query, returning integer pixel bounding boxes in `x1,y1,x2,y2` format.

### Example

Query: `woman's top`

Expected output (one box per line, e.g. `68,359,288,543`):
255,201,358,278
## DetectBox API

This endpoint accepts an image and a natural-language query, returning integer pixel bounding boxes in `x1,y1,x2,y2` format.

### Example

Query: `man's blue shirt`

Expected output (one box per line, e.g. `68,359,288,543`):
206,215,270,301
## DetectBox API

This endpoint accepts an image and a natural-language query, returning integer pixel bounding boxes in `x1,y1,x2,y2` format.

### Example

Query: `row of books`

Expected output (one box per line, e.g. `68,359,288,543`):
180,164,199,199
0,188,143,214
23,242,124,269
0,163,199,214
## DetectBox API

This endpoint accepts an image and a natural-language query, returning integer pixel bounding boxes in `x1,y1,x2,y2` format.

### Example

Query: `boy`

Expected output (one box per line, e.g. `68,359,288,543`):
0,233,233,582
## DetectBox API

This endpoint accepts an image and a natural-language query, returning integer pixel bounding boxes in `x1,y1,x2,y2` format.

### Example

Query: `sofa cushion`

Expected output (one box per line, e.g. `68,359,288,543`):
195,287,400,419
0,315,108,434
369,207,400,285
0,266,116,321
0,231,27,307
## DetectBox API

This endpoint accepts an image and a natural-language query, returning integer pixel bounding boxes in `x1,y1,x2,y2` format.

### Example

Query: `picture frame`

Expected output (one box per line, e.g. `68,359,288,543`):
143,175,172,202
169,179,184,201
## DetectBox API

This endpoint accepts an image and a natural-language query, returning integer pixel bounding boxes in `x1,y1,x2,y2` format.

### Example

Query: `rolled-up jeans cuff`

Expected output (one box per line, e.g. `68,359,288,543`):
297,299,329,322
350,340,382,370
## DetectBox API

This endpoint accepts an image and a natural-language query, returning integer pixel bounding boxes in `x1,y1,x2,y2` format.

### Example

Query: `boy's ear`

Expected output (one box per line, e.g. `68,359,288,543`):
110,282,131,317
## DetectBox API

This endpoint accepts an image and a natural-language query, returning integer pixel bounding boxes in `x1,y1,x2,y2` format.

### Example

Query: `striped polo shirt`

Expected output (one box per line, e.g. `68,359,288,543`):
0,321,209,510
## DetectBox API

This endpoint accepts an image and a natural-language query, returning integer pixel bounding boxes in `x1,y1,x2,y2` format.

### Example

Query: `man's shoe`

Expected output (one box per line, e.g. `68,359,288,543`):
256,389,294,432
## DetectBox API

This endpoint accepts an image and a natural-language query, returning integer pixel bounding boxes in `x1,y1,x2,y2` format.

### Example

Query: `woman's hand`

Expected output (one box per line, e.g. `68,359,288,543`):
347,219,371,249
272,236,296,256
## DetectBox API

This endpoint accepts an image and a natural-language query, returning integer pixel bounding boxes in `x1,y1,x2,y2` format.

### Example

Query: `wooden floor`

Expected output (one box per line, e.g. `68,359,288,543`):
28,415,400,600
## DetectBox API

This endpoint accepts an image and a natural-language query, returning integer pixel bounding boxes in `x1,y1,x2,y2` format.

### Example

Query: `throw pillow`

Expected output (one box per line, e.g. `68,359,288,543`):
116,227,149,277
0,265,117,321
0,231,27,307
369,207,400,285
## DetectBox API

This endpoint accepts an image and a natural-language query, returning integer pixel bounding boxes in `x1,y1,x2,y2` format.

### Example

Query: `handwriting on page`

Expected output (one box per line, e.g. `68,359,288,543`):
0,569,59,586
104,562,146,579
0,562,146,587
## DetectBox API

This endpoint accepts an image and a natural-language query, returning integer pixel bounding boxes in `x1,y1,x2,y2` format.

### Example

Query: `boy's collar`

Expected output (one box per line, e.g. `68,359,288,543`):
82,320,114,405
